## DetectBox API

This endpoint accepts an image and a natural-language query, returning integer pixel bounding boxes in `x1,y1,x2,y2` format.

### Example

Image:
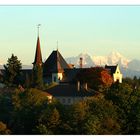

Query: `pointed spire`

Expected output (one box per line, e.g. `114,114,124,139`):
33,25,42,66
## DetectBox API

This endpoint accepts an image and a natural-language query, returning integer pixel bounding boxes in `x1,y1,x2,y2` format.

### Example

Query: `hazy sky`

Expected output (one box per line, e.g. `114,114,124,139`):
0,5,140,65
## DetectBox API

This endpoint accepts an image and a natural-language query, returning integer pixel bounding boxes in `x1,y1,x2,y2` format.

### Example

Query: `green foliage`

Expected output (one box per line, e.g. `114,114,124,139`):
57,97,120,135
82,97,120,135
0,121,11,134
32,65,44,89
4,54,22,86
1,77,140,134
10,88,49,134
35,124,53,134
36,107,60,134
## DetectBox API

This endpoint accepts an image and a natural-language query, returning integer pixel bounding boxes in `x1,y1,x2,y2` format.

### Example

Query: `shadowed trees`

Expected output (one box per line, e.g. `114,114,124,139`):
4,54,22,86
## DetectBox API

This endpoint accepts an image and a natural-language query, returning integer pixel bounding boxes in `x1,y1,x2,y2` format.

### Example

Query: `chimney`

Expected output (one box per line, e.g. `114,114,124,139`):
77,81,80,91
79,57,83,68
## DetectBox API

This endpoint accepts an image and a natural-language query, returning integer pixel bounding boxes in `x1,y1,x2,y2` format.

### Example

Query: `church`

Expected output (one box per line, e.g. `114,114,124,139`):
32,33,122,85
29,33,123,105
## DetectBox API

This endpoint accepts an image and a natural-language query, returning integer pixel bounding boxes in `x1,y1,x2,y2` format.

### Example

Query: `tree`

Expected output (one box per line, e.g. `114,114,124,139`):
10,88,49,134
35,124,53,134
32,65,43,89
4,54,22,86
76,67,113,91
62,97,121,135
104,82,140,134
37,107,61,134
0,121,11,134
82,97,120,135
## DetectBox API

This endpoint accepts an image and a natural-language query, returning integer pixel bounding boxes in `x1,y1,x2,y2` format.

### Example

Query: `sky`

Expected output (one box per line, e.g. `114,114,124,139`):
0,5,140,65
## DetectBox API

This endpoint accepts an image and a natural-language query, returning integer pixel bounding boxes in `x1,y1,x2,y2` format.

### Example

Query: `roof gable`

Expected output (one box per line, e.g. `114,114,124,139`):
44,50,70,73
105,65,118,75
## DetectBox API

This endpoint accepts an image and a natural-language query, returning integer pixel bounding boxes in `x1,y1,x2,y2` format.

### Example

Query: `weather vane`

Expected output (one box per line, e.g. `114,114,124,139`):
37,24,41,36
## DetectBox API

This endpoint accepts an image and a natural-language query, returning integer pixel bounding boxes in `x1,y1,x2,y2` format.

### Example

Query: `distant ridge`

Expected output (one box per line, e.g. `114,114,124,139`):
66,51,140,78
0,65,32,70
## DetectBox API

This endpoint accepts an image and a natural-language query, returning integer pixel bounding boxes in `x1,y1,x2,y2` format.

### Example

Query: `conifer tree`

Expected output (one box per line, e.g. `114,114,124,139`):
4,54,22,86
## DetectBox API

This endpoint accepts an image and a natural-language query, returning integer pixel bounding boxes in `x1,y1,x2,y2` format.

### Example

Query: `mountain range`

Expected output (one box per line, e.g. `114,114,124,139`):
66,51,140,78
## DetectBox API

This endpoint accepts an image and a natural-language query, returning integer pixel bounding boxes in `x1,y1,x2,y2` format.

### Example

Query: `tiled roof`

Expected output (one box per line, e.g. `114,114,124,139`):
105,65,117,75
62,68,81,83
43,50,70,74
47,84,95,97
33,37,42,65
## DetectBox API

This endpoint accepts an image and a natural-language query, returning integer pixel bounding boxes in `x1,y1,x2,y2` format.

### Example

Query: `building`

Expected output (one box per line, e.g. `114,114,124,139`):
47,83,96,105
43,50,71,83
105,64,123,83
0,33,123,105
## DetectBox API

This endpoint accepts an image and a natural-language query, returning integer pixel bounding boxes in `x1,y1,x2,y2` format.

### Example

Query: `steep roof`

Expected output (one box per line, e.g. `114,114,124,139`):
33,36,42,65
44,50,70,74
62,68,82,83
105,65,117,75
47,84,95,97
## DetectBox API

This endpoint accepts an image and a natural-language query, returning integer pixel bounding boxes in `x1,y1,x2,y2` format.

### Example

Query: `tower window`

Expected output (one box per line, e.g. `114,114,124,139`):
68,98,71,104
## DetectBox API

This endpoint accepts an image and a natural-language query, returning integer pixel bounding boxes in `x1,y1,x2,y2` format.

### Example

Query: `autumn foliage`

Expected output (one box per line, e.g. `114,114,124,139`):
76,67,113,90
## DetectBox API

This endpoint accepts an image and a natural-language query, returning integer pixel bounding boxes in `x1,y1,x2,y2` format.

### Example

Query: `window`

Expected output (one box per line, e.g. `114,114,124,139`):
68,98,71,104
54,76,56,82
62,98,65,103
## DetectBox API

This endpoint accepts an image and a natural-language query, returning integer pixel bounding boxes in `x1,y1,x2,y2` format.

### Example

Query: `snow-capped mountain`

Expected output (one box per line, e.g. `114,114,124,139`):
66,51,130,68
65,51,140,78
108,51,130,67
93,51,130,67
66,53,95,68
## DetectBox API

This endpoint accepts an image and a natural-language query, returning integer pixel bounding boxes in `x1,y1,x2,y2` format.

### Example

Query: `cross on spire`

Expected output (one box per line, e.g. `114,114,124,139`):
37,24,41,37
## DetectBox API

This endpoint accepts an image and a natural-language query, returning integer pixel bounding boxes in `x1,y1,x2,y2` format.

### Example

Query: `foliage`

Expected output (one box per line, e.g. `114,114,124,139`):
76,67,113,91
0,121,11,134
1,77,140,134
82,97,120,135
3,54,22,86
10,88,49,134
35,124,53,134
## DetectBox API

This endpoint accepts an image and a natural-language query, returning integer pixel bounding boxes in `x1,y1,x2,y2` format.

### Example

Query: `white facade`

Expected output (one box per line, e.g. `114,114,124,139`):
52,73,63,83
113,65,123,83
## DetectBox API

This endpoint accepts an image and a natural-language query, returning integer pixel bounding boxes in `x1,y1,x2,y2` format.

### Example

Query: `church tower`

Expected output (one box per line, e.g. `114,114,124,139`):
32,25,43,88
33,24,42,67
